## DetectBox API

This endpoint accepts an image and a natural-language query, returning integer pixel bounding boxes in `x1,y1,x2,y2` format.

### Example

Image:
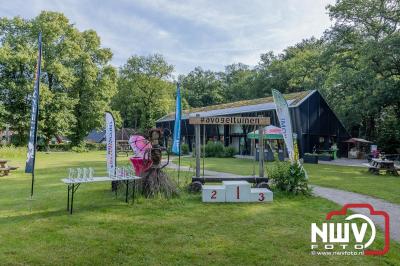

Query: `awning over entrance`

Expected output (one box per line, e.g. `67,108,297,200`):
343,138,372,144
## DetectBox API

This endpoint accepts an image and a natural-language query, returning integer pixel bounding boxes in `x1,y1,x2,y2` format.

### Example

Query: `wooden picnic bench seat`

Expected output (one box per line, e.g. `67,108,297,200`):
364,163,376,168
363,162,379,174
365,159,399,176
0,166,19,176
368,166,379,174
391,165,400,176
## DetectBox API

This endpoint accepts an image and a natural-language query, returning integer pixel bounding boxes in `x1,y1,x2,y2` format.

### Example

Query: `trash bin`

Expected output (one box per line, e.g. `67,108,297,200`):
255,148,268,161
278,150,284,161
266,150,274,162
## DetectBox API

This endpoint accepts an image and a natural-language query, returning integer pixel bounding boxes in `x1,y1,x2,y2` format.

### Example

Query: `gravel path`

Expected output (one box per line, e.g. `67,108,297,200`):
312,185,399,242
167,160,399,242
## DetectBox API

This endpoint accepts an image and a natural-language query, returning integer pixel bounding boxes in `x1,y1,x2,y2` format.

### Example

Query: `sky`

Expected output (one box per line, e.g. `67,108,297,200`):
0,0,335,75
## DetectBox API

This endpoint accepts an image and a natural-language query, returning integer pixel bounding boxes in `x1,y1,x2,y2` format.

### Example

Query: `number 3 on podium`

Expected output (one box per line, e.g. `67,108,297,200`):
259,192,264,201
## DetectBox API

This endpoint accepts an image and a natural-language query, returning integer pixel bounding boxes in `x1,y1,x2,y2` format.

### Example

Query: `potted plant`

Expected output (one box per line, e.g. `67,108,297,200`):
318,152,332,161
303,153,318,164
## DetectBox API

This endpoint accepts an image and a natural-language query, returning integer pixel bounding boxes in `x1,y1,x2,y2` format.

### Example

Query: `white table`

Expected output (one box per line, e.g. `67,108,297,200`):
62,176,141,214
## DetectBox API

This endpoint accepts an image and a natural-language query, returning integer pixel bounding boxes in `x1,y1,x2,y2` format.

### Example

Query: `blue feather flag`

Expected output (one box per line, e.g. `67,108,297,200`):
172,83,181,155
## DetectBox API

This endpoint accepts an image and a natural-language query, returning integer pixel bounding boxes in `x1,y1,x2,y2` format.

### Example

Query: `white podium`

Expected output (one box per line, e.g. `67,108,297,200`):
224,181,251,202
202,185,225,202
249,188,273,202
202,181,273,203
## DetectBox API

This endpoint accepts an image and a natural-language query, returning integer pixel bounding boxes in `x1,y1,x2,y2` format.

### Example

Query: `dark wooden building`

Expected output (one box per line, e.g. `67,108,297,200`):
156,90,350,157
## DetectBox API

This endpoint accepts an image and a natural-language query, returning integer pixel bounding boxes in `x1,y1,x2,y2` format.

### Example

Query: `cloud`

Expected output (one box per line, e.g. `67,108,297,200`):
0,0,335,74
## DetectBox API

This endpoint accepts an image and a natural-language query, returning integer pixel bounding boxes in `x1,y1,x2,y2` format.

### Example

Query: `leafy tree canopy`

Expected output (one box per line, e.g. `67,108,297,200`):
0,11,117,146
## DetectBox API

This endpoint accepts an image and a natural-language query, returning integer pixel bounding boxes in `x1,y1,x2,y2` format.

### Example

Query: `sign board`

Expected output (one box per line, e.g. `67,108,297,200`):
189,116,270,125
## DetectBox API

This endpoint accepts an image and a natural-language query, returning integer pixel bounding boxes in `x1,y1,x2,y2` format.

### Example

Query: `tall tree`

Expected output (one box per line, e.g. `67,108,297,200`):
68,29,117,145
0,16,37,144
223,63,253,102
0,11,117,146
179,67,224,108
113,54,174,132
321,0,400,150
0,102,6,129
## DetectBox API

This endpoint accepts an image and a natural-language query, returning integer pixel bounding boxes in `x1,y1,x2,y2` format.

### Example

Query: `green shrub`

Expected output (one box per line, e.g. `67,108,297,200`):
223,146,236,158
0,145,26,159
181,144,190,155
46,142,105,152
85,142,106,151
71,142,89,153
48,143,71,151
96,143,107,150
267,161,311,195
201,142,237,158
204,141,225,157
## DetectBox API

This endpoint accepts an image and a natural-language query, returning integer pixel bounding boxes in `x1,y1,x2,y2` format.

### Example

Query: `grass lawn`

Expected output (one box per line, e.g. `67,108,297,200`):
0,150,399,265
179,157,400,204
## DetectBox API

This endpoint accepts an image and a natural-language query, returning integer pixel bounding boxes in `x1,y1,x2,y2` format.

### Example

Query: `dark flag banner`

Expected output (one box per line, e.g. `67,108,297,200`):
25,32,42,175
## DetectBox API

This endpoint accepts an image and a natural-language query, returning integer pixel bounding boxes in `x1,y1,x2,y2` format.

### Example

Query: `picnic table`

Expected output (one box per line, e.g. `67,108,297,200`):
0,159,19,176
62,175,141,214
117,140,132,157
367,158,399,176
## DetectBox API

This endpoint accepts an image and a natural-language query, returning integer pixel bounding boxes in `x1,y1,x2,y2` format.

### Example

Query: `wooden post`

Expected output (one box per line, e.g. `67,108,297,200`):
251,138,255,156
195,114,201,178
258,117,264,178
203,124,205,177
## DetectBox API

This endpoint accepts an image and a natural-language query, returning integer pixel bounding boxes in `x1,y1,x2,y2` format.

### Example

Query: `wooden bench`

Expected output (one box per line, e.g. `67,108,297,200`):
117,141,131,157
367,164,399,176
0,166,19,176
390,165,400,176
368,165,379,175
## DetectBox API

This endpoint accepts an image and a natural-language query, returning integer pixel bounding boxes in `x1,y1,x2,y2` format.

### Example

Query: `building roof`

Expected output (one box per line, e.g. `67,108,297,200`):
86,130,105,143
86,128,137,143
343,138,372,144
157,90,315,123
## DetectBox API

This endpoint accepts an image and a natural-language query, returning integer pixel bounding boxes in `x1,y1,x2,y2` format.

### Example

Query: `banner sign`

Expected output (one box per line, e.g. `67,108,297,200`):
272,89,294,162
25,32,42,174
172,83,181,155
189,116,270,125
105,112,116,177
